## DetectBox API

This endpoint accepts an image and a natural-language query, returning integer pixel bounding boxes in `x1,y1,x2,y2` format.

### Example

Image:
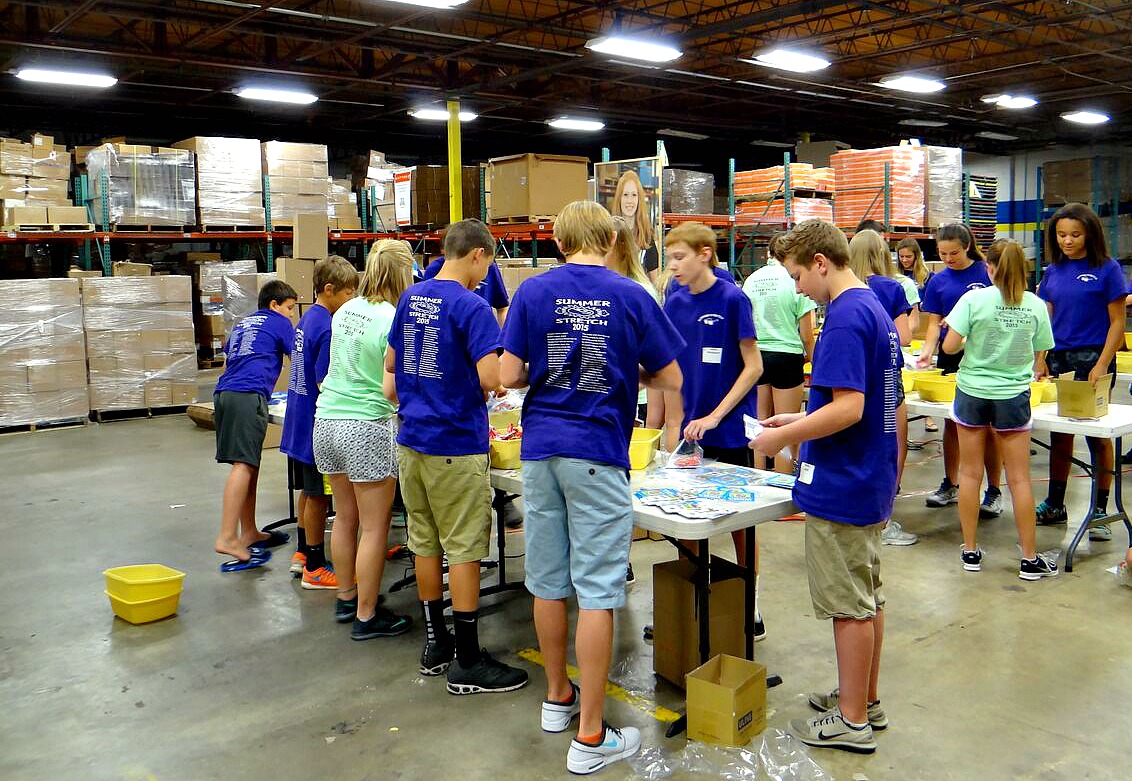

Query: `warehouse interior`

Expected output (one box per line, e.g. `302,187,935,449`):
2,2,1132,780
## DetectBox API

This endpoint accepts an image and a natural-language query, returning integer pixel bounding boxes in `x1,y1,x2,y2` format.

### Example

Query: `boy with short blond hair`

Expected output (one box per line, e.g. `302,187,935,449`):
753,218,899,754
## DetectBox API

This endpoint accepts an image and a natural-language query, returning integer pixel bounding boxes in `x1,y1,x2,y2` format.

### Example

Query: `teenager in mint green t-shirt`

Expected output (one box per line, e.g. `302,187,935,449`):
941,239,1058,581
742,238,817,473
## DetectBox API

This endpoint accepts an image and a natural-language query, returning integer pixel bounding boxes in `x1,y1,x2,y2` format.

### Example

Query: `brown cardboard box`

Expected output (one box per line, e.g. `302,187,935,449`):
489,154,589,221
500,264,558,297
171,381,197,405
1055,372,1112,419
334,215,362,231
0,176,28,200
261,141,328,164
653,558,746,687
277,257,315,303
197,314,226,339
3,205,48,226
144,380,172,407
112,261,153,277
293,213,328,259
686,655,767,747
48,206,89,225
67,269,102,279
159,276,192,303
27,361,88,392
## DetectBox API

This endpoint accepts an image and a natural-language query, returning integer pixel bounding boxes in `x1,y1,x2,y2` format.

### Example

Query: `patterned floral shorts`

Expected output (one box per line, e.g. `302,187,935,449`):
313,417,399,482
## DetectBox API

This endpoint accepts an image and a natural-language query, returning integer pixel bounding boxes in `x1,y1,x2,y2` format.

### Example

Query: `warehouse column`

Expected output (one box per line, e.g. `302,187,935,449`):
447,99,463,223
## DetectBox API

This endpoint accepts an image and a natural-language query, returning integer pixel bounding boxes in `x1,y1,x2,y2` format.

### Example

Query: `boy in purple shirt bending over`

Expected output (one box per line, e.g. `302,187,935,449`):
501,201,684,776
753,219,899,755
213,279,298,571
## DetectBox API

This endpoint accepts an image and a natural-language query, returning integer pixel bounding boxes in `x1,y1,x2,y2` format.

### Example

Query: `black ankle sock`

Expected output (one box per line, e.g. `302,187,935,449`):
296,527,308,555
1048,481,1067,508
453,610,480,667
1097,489,1110,513
304,543,326,571
987,485,1001,498
422,600,449,645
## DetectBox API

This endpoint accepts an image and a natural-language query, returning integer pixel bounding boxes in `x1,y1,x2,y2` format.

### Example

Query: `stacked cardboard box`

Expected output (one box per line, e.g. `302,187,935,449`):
831,146,926,228
82,277,198,410
224,272,277,326
173,137,265,227
84,143,196,228
663,169,715,214
189,255,258,364
1,133,73,227
396,165,480,227
488,154,588,222
0,279,90,426
261,142,329,227
352,151,403,230
498,259,560,297
328,179,360,230
924,146,963,228
1042,157,1131,206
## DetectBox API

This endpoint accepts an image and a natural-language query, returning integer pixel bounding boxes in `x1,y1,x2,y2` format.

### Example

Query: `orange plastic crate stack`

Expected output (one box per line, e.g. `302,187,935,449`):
830,147,926,228
734,163,834,197
736,198,833,224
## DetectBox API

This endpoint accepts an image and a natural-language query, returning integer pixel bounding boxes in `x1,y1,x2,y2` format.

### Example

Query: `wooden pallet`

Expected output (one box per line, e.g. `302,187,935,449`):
489,215,556,225
200,224,266,233
887,225,930,235
55,223,96,233
1,223,54,232
0,416,88,435
111,224,195,233
92,405,191,423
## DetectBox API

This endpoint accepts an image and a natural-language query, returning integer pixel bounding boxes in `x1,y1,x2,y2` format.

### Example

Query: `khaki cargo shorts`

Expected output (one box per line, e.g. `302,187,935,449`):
805,514,886,620
398,446,492,565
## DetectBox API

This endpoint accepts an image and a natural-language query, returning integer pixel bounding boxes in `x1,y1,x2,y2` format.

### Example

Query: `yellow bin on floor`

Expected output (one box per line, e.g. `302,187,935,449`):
629,428,663,471
104,564,185,602
490,437,522,470
105,591,182,624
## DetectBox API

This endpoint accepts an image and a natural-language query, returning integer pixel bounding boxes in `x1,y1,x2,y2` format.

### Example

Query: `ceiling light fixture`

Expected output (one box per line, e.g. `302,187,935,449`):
236,86,318,104
1061,110,1109,125
742,48,830,73
898,118,947,127
586,35,681,63
750,140,795,148
15,68,117,88
547,117,604,131
658,128,710,141
409,107,477,121
982,94,1037,109
975,131,1020,141
381,0,468,8
879,75,946,93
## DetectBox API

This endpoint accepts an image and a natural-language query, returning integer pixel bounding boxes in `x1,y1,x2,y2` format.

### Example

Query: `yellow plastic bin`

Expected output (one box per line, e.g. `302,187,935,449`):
1117,353,1132,374
490,437,522,470
629,428,663,471
103,564,185,602
1040,381,1057,403
917,377,956,403
1029,382,1046,409
106,591,181,624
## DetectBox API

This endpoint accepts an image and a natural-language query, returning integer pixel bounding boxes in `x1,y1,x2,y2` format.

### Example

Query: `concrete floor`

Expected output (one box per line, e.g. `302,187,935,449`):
2,405,1131,781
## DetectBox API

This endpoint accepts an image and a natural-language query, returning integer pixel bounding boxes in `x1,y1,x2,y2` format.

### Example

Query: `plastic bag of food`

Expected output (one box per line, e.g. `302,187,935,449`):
665,439,704,469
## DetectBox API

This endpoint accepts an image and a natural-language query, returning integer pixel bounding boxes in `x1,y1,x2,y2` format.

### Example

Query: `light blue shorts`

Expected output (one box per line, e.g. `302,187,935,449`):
521,457,634,610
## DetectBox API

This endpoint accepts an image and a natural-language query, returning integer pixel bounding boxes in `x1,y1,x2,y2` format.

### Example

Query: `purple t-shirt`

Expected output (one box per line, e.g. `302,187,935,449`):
501,264,685,470
867,275,912,321
215,309,295,401
1037,257,1127,350
280,304,331,465
920,261,991,339
422,257,510,311
389,279,501,456
794,288,899,526
666,265,736,298
664,278,758,449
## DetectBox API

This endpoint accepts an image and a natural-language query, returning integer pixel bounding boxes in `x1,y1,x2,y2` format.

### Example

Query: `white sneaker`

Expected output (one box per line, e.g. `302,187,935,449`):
880,520,918,546
566,724,642,775
789,709,876,754
541,682,581,733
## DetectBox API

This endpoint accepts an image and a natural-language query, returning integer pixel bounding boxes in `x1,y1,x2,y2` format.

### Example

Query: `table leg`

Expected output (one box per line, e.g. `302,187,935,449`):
744,529,756,660
265,457,298,532
697,539,711,665
1115,437,1132,547
1065,437,1105,572
479,490,527,599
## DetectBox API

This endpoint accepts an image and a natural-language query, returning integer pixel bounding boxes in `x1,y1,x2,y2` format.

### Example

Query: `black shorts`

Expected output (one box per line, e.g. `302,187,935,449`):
758,350,806,390
937,348,963,375
214,391,268,468
701,444,754,468
288,457,328,497
1047,346,1116,384
953,388,1032,432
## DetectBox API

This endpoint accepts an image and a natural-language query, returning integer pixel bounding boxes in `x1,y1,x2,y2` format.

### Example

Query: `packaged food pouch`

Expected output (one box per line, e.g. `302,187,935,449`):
665,439,704,469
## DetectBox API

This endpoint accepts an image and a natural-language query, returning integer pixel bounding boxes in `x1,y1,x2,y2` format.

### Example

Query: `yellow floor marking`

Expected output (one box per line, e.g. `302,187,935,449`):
517,648,681,723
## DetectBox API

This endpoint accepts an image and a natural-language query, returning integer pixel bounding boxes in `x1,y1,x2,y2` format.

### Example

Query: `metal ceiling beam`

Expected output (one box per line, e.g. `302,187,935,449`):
47,0,101,36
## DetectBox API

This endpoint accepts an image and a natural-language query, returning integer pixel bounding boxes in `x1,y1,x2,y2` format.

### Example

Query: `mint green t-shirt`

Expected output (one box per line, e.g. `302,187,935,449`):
948,287,1054,400
741,260,817,355
897,274,921,308
315,297,397,420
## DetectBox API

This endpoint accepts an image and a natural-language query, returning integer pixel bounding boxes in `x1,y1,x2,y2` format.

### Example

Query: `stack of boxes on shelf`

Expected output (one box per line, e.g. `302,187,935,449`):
83,277,198,411
734,163,834,224
351,150,402,231
188,254,258,367
488,154,588,224
663,170,715,215
328,179,360,231
83,143,196,229
399,165,481,227
830,144,964,230
261,141,330,228
173,137,265,229
273,212,327,326
0,279,89,427
0,133,82,229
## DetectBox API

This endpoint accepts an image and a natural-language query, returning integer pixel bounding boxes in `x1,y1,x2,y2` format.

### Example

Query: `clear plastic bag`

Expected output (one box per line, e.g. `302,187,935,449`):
628,730,830,780
665,439,704,469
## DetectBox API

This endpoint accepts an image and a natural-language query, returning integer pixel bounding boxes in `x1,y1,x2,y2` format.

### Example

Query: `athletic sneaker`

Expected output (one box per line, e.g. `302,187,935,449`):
1035,500,1068,525
335,596,358,624
566,723,642,775
351,607,412,640
625,563,636,586
419,633,455,676
881,520,918,546
926,480,958,508
301,565,338,590
754,613,766,643
979,487,1003,519
446,649,529,695
1019,554,1059,581
1090,510,1113,541
290,551,306,577
961,547,984,572
788,709,876,754
808,688,888,730
542,681,581,733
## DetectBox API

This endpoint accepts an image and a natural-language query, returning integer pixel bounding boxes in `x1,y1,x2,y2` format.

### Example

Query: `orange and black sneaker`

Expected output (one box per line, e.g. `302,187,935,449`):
290,551,307,578
301,565,338,590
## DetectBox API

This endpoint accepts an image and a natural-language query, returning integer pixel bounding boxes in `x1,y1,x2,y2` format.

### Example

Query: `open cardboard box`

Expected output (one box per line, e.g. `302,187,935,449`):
686,654,767,747
1054,372,1112,419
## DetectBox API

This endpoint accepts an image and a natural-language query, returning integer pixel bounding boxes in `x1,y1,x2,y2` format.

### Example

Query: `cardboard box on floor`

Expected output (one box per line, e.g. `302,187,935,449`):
686,654,767,747
1055,373,1112,419
653,557,746,688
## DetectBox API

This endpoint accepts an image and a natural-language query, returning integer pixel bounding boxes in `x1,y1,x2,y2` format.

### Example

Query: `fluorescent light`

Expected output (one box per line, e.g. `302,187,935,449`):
982,94,1037,109
381,0,467,7
547,117,604,131
743,48,830,73
975,131,1020,141
409,108,477,121
236,87,317,104
898,118,947,127
15,68,116,88
586,35,681,63
750,140,794,148
880,75,946,93
1062,110,1109,125
658,128,710,141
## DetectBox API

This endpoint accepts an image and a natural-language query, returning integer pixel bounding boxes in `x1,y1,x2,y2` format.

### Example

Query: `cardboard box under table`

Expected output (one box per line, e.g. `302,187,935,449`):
686,654,767,747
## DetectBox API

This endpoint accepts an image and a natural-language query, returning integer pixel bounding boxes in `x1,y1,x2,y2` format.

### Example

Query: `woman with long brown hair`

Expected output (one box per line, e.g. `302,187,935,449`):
612,170,659,281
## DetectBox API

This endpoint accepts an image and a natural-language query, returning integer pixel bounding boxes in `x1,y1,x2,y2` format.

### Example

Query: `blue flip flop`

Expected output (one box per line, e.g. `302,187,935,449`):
251,530,290,550
220,549,272,573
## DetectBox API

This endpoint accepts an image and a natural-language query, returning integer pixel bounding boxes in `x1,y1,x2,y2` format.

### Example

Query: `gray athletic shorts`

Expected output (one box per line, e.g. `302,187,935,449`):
313,417,399,482
214,391,268,468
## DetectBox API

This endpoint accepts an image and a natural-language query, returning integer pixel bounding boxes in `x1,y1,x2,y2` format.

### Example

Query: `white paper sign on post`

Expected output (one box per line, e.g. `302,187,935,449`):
393,169,413,227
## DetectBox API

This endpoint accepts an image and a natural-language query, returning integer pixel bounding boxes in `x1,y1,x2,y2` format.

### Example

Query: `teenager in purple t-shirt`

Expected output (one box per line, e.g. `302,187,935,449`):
422,254,509,325
280,256,358,588
753,219,898,755
501,201,683,775
213,279,297,569
1035,203,1128,537
916,224,1003,516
